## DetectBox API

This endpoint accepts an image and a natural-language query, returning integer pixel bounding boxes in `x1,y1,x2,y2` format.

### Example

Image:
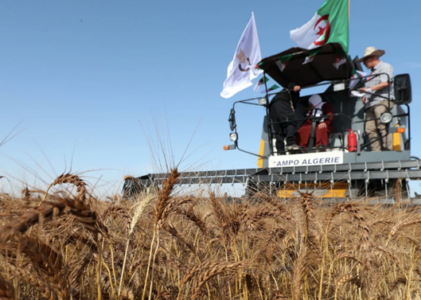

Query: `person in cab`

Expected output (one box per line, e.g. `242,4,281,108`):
269,83,301,154
296,94,333,150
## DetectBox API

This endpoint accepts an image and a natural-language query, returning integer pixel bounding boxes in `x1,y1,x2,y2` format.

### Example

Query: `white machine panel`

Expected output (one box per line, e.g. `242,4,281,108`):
269,151,344,168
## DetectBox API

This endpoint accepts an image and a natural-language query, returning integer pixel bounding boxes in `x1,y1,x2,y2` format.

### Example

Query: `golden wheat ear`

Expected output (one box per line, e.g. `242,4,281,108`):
0,205,62,244
253,192,295,223
155,168,179,226
162,223,196,253
174,205,207,235
190,261,250,300
40,173,88,209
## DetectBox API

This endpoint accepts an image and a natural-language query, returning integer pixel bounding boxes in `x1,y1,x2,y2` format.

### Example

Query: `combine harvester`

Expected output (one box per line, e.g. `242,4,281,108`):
125,7,421,203
125,43,420,203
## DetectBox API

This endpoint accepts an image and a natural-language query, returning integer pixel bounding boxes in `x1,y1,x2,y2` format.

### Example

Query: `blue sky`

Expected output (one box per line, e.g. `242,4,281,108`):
1,0,420,195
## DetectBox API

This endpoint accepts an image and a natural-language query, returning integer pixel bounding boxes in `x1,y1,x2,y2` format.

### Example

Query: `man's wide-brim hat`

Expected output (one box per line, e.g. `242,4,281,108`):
358,47,386,62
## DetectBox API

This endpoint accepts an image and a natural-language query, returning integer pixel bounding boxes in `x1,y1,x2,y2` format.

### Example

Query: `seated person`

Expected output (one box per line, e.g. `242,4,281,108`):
296,94,333,149
269,83,301,153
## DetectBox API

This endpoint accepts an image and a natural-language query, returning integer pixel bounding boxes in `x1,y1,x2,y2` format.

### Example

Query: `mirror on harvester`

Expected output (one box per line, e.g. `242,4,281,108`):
394,74,412,104
229,108,236,131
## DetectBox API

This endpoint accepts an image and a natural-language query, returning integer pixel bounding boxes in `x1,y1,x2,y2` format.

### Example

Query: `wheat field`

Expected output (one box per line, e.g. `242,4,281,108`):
0,169,420,299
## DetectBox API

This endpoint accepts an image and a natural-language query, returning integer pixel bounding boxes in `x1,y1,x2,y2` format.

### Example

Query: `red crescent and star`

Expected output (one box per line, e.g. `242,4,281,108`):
313,15,330,46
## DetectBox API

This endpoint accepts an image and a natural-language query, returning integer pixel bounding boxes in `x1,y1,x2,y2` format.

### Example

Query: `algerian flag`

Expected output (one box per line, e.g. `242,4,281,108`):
261,84,280,93
253,75,269,92
303,48,321,64
221,12,262,99
276,54,292,72
349,69,367,90
333,55,347,69
333,49,347,69
290,0,349,53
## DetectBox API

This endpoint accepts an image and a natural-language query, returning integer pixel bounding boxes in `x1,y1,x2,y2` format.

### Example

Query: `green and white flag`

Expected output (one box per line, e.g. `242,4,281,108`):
349,69,367,90
290,0,349,53
277,54,293,72
333,49,347,69
262,84,280,93
303,48,321,64
253,75,269,92
333,55,347,69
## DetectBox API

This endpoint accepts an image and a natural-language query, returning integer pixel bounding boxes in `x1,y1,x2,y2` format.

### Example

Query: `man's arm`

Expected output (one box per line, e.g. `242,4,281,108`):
360,82,389,93
360,63,394,94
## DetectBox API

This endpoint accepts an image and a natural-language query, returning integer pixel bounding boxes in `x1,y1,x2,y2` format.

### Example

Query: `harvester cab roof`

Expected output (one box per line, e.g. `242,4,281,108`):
258,43,355,88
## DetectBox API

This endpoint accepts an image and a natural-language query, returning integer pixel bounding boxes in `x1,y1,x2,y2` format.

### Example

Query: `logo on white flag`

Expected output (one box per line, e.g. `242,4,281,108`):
236,49,251,72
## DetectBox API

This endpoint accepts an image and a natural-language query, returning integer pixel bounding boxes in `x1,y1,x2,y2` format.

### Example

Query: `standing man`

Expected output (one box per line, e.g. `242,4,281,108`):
269,83,301,154
359,47,394,151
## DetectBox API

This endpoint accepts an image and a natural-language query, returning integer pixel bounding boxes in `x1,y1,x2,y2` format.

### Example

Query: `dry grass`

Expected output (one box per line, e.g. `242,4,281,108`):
0,173,421,299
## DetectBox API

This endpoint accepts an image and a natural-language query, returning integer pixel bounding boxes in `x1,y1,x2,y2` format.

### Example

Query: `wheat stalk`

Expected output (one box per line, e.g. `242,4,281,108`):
118,193,156,297
190,261,248,300
142,168,179,300
8,264,63,299
0,274,15,300
3,180,421,299
292,246,308,300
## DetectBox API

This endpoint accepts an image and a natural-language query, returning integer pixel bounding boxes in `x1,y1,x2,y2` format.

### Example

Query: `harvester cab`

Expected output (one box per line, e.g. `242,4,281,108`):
225,43,418,201
124,43,420,204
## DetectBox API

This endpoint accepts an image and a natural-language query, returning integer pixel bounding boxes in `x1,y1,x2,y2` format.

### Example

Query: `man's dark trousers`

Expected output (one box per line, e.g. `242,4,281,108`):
269,100,297,153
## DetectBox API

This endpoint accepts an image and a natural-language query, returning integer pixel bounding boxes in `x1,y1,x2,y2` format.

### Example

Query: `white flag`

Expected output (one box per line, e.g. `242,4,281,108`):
220,13,262,99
